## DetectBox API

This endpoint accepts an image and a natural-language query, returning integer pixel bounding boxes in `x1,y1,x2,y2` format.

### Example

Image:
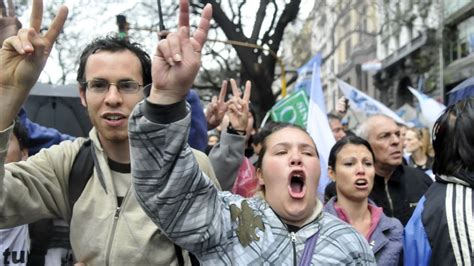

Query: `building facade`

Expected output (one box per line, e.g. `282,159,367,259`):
442,0,474,97
374,0,442,108
302,0,379,113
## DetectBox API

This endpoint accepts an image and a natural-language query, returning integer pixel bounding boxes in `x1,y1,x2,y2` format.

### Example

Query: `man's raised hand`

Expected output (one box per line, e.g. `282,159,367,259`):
0,0,67,91
148,0,212,105
0,0,68,129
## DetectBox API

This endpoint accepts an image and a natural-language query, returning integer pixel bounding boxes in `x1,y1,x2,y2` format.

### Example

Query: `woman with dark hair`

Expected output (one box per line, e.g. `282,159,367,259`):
131,116,376,264
130,5,374,263
404,97,474,265
323,135,403,265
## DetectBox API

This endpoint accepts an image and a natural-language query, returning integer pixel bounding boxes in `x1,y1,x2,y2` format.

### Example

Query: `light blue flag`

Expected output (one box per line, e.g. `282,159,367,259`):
303,53,335,199
295,54,326,110
408,87,446,126
337,79,406,125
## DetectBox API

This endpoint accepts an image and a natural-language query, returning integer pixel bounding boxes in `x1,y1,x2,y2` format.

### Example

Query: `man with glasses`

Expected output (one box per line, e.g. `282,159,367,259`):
0,0,217,264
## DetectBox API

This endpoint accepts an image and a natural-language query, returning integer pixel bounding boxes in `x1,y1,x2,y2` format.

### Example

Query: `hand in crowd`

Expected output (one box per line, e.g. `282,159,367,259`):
227,79,251,132
335,96,349,117
148,0,212,105
0,0,68,129
206,80,229,129
0,12,22,45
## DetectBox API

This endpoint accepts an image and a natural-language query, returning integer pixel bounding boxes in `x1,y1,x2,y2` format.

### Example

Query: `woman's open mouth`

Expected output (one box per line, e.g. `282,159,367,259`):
288,170,306,199
354,178,369,189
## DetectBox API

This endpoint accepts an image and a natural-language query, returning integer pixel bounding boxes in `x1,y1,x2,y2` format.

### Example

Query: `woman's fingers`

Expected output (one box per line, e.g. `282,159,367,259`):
29,0,43,32
242,80,251,103
218,80,228,103
191,3,212,53
178,0,190,29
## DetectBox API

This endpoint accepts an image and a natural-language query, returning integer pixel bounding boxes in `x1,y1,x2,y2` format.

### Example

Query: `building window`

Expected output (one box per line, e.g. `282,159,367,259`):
460,41,469,58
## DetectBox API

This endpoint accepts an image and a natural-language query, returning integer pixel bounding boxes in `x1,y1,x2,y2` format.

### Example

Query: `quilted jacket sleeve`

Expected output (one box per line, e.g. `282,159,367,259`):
130,100,230,254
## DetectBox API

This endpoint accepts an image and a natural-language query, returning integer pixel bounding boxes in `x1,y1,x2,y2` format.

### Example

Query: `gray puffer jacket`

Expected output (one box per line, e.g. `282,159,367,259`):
130,100,376,265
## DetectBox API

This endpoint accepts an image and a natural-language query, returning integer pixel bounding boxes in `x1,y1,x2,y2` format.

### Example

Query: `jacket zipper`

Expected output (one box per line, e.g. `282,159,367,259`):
384,181,394,215
273,207,323,265
105,206,121,266
290,232,297,266
105,188,130,265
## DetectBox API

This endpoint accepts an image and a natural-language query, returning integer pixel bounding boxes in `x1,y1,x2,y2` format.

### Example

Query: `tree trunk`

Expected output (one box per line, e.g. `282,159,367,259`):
198,0,301,124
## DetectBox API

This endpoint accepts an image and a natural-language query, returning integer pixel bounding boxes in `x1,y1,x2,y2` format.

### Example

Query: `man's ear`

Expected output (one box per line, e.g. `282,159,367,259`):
328,166,336,182
79,87,87,107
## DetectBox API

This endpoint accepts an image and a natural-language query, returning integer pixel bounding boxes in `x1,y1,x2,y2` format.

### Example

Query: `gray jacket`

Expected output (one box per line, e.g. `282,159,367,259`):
324,197,403,265
130,100,376,265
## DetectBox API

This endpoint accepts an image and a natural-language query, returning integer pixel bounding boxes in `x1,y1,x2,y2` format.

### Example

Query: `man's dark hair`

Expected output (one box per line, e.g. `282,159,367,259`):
327,113,341,122
13,118,29,150
76,35,152,95
432,97,474,176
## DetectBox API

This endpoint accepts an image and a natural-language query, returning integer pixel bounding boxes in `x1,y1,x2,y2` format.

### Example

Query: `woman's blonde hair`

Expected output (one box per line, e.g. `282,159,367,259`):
406,127,434,157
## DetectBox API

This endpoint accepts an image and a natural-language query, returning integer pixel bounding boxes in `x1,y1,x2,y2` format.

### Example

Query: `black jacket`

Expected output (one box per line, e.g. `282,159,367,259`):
370,165,432,226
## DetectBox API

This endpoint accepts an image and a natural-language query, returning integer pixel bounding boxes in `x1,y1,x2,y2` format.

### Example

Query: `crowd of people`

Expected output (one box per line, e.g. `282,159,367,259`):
0,0,473,265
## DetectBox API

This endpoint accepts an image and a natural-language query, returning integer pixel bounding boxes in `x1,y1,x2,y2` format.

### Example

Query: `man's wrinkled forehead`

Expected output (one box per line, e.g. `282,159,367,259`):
368,116,398,136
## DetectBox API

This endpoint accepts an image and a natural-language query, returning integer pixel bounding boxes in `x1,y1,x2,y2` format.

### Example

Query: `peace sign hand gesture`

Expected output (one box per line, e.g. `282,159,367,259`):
0,0,68,129
227,79,251,133
148,0,212,105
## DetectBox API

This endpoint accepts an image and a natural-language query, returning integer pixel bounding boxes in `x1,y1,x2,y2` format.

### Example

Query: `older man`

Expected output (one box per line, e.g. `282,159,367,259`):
357,115,432,225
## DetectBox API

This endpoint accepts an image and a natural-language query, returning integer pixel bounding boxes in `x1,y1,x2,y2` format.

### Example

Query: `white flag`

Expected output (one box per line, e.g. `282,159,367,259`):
337,79,406,124
304,53,335,198
408,87,446,125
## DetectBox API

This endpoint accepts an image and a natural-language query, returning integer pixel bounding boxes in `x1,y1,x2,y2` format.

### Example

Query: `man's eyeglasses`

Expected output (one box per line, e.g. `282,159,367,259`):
83,79,143,94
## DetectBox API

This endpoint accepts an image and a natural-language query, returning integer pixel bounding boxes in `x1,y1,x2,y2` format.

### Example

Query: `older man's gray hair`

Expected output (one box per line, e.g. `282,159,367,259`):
356,114,396,140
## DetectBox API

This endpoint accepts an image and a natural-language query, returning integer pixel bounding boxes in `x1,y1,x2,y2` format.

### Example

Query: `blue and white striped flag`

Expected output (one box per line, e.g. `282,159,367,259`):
301,53,335,198
337,79,406,124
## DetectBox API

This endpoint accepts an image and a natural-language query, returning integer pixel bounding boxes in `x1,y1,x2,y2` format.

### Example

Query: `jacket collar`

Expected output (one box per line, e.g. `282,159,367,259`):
374,165,404,185
87,127,108,192
263,198,324,238
368,218,390,254
324,197,394,254
436,169,474,187
366,199,393,253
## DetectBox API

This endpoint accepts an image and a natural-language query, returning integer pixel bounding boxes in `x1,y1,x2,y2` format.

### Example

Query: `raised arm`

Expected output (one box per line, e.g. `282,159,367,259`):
147,0,211,105
130,0,227,254
0,0,71,226
209,79,251,190
0,0,68,130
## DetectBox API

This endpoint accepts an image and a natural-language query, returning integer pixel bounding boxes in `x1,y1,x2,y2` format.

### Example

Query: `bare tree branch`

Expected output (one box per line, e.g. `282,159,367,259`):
250,0,269,43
